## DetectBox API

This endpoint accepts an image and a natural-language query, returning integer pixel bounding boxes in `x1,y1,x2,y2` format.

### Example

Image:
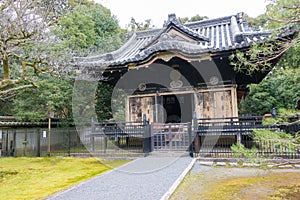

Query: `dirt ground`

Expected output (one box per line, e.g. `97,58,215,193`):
171,163,300,200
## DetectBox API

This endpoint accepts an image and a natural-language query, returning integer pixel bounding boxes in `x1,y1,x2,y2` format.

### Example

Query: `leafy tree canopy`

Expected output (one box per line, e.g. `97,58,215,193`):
238,0,299,116
5,0,125,122
13,76,73,122
54,0,125,55
239,67,300,115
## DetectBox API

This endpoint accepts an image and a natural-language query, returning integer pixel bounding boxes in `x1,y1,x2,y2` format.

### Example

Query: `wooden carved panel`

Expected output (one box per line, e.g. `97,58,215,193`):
195,87,237,119
129,97,153,122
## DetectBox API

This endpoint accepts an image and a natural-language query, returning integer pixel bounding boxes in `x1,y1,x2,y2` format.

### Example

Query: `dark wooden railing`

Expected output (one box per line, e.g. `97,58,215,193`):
196,116,277,136
90,120,149,154
193,116,299,158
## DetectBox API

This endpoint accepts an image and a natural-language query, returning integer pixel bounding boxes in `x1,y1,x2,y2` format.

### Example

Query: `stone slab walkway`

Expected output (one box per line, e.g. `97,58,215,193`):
46,156,194,200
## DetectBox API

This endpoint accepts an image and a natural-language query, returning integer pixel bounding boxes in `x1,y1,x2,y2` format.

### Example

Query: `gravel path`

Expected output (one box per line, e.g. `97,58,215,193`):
46,156,193,200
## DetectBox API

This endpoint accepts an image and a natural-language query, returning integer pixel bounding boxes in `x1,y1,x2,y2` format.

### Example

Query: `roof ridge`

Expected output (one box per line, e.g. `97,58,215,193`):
171,21,209,41
136,28,161,34
135,28,161,38
185,15,233,27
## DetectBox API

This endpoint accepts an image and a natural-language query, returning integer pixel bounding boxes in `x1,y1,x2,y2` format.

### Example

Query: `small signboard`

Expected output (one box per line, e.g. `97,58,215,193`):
43,131,47,138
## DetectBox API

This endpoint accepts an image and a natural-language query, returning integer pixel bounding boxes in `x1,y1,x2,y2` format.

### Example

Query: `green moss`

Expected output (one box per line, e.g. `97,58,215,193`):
172,168,300,200
0,157,129,200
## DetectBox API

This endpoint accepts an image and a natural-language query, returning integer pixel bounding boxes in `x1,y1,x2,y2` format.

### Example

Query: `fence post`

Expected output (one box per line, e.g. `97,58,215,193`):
168,124,172,150
11,130,16,157
0,130,2,157
143,124,151,154
192,112,200,153
188,122,193,157
36,128,41,157
68,128,71,157
104,136,107,153
5,130,8,156
90,117,95,152
237,120,242,144
23,130,28,157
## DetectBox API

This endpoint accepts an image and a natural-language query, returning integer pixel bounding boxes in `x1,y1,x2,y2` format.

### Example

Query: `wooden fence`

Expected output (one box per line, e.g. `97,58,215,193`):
1,116,299,158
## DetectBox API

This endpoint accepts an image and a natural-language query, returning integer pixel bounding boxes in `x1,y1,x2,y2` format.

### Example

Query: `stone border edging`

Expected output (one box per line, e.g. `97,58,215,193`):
197,158,300,169
160,158,197,200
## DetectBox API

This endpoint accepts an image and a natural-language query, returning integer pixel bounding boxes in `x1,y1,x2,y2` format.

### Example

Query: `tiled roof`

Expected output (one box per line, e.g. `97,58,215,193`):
75,13,270,69
0,121,47,127
0,116,72,127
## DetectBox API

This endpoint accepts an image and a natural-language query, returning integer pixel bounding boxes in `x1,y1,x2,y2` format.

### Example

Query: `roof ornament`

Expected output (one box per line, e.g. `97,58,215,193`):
168,13,177,22
231,16,243,43
105,53,113,61
242,18,251,32
159,33,173,41
163,13,181,27
237,12,244,24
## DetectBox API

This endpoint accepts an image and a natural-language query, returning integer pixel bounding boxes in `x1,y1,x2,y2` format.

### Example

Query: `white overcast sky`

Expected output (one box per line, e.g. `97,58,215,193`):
95,0,269,28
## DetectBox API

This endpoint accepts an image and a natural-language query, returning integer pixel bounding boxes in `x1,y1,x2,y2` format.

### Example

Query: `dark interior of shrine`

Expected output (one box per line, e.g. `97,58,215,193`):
162,93,193,123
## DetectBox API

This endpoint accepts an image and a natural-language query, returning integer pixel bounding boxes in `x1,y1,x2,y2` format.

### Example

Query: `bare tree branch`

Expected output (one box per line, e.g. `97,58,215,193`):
267,15,300,24
0,0,70,97
283,5,300,9
0,82,37,97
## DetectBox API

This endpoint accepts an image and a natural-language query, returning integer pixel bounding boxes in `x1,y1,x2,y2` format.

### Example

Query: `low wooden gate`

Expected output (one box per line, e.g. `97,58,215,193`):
151,123,192,151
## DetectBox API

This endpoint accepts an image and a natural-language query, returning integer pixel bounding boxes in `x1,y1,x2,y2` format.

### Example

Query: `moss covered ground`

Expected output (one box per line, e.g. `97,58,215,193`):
0,157,128,200
171,165,300,200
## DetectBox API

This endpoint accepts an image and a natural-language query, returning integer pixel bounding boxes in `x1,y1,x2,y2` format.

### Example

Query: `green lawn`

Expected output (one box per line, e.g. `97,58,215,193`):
0,157,129,200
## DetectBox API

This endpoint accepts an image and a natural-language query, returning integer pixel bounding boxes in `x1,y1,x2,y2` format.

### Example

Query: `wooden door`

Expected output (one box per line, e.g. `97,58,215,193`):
195,87,237,119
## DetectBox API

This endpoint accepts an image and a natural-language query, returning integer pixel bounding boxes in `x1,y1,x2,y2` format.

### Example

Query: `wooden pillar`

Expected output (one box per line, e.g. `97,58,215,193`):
125,96,130,122
231,85,238,118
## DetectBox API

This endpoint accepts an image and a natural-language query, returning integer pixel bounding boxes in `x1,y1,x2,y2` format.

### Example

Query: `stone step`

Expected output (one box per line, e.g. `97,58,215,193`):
70,150,146,159
149,151,190,157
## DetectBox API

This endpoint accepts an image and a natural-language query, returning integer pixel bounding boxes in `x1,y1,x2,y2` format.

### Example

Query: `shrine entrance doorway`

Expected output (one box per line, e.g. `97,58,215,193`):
162,93,193,123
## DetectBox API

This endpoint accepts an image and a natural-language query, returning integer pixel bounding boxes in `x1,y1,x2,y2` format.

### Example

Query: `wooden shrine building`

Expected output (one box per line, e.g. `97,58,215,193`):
75,13,292,124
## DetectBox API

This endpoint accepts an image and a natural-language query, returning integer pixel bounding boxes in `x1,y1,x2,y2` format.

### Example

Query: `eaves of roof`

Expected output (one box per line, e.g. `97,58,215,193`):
75,13,286,70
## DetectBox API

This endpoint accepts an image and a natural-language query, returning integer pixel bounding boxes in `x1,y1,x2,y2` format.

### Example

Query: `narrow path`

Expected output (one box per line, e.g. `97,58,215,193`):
46,156,193,200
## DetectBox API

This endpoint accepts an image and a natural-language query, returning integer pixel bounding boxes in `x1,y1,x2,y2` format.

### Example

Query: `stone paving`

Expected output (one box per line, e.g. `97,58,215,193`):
46,156,194,200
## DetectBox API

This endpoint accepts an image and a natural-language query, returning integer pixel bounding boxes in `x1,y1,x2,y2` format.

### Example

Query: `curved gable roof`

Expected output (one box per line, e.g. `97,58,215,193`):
75,13,270,69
